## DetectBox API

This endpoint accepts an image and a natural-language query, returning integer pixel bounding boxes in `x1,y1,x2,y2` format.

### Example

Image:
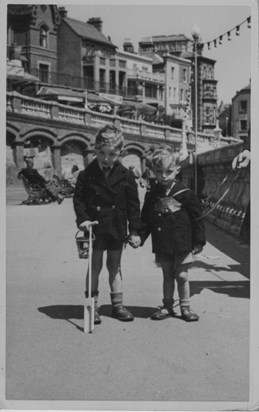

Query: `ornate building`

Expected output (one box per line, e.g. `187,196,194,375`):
231,83,251,141
138,34,218,132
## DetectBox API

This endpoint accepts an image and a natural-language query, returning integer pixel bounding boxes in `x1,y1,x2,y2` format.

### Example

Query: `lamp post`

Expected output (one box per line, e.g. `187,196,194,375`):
226,116,229,137
191,24,200,195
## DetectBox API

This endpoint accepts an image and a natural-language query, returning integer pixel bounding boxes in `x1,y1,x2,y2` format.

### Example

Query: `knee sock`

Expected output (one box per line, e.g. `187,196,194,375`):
110,292,123,307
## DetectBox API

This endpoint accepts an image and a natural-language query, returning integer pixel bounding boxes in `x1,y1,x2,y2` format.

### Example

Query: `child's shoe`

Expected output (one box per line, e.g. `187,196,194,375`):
111,305,134,321
94,307,101,325
151,305,176,320
181,306,199,322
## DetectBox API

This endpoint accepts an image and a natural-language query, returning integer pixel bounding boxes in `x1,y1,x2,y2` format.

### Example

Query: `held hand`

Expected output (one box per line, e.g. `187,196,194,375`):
128,234,141,249
79,220,98,231
232,150,250,170
193,244,203,255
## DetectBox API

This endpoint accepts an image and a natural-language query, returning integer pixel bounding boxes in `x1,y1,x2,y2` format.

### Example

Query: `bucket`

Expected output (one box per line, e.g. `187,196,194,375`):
75,230,95,259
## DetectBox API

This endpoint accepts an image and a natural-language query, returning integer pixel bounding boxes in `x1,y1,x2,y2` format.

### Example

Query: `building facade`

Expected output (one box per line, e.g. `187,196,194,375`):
7,5,61,82
231,83,251,141
138,34,218,132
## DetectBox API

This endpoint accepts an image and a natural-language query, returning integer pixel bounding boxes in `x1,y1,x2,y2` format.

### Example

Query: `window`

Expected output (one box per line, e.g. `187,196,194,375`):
39,63,49,83
171,67,174,80
240,120,247,131
100,57,106,65
239,100,247,113
182,68,187,83
119,60,126,68
110,59,116,66
39,26,48,48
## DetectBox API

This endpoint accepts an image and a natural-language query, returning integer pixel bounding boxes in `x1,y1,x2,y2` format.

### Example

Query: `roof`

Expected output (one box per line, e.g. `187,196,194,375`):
63,17,117,48
152,34,192,42
37,86,87,103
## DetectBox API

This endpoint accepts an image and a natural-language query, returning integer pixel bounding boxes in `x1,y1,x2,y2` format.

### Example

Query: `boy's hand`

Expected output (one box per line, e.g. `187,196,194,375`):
79,220,98,231
193,244,203,255
128,234,141,248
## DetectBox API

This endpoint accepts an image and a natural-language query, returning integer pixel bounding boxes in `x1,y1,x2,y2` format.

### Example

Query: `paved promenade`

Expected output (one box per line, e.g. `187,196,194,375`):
4,185,252,409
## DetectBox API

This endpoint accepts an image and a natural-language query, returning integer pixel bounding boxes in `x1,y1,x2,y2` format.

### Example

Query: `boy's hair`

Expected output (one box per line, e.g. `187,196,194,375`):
151,144,180,169
95,124,124,151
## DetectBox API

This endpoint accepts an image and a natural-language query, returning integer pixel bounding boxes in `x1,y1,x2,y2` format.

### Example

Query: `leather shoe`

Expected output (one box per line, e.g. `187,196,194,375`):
111,305,134,321
151,305,176,320
181,307,199,322
94,308,101,325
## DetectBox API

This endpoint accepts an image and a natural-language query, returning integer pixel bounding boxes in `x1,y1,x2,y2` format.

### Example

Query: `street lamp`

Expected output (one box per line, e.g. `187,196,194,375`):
191,24,200,195
226,116,229,137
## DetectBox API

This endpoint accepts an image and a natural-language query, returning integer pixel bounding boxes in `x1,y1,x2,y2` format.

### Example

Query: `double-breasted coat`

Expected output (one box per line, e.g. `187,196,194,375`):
141,180,206,257
73,159,141,242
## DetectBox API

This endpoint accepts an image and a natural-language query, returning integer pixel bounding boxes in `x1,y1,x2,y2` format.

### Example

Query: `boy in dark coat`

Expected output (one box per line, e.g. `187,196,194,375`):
73,124,141,324
141,145,206,321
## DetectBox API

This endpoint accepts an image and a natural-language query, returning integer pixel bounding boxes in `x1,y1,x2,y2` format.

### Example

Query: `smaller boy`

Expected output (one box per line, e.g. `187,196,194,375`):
73,124,141,325
141,145,206,321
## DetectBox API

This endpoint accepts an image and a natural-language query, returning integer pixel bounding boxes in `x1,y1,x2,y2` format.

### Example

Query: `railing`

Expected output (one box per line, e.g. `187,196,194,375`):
180,142,249,236
126,68,165,83
29,68,142,98
7,91,239,148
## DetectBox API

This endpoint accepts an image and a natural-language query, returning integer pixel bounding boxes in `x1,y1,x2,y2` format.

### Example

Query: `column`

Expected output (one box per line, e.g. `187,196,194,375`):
13,141,24,170
52,145,62,177
84,148,94,167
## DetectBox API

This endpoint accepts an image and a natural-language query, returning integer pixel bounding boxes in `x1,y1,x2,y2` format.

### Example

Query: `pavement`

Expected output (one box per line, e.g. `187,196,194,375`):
3,185,252,409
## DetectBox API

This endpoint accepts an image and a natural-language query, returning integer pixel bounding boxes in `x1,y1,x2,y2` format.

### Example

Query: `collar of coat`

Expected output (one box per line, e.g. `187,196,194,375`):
154,180,190,198
85,158,129,188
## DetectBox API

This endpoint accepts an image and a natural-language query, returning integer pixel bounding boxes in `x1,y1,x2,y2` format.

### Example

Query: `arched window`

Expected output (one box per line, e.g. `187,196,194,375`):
40,26,48,48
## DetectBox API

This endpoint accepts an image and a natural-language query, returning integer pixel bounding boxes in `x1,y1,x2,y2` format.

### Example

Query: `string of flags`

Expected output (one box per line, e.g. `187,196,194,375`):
200,16,251,50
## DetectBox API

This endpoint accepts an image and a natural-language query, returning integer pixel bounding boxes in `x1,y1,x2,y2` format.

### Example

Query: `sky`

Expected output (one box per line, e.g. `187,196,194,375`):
59,0,255,105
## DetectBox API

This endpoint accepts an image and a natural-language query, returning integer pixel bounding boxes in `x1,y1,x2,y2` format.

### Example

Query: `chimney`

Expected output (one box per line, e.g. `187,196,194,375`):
59,7,67,18
87,17,103,32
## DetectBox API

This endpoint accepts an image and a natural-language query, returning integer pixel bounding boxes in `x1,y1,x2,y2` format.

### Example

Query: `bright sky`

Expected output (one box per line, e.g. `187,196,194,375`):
59,0,255,105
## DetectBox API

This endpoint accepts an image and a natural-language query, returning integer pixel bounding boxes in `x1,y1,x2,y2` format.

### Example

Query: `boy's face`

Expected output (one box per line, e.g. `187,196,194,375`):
95,145,121,169
153,164,180,188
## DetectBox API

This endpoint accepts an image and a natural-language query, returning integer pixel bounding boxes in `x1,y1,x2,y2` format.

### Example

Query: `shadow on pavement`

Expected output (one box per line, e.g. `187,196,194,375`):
190,280,250,299
38,304,158,329
192,260,250,280
204,221,250,279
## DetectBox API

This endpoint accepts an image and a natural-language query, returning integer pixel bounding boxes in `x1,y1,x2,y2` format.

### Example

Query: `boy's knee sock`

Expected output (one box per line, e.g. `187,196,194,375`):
110,292,123,307
180,298,190,311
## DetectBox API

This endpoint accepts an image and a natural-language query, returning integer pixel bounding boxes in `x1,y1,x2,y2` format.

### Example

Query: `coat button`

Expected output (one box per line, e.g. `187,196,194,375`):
157,227,162,231
96,206,101,211
158,213,161,217
112,205,116,209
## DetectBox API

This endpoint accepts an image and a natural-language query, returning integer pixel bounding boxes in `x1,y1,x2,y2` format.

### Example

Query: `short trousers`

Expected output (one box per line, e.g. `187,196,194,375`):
155,251,194,267
93,234,125,251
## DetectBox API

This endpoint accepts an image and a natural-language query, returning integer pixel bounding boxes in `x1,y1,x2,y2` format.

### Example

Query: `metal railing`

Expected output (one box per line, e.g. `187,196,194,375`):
29,68,141,99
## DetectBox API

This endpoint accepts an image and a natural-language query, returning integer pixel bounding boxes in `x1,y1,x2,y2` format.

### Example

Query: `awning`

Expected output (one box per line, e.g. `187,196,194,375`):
37,86,87,103
87,92,117,105
117,101,157,115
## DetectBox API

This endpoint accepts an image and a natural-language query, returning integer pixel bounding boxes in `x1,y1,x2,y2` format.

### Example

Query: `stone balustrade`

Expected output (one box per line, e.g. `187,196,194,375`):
7,91,238,148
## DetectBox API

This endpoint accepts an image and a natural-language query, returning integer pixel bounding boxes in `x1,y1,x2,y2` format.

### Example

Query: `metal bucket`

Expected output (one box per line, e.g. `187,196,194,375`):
75,230,95,259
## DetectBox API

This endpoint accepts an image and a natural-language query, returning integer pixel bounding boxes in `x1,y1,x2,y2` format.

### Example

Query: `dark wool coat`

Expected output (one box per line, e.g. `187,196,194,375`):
73,159,141,242
141,180,206,256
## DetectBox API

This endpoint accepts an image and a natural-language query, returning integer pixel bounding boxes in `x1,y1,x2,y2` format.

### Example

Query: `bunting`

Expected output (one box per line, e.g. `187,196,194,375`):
200,16,251,50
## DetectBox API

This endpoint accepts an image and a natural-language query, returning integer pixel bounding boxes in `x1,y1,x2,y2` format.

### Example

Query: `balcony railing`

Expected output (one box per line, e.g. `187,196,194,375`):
28,68,151,99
